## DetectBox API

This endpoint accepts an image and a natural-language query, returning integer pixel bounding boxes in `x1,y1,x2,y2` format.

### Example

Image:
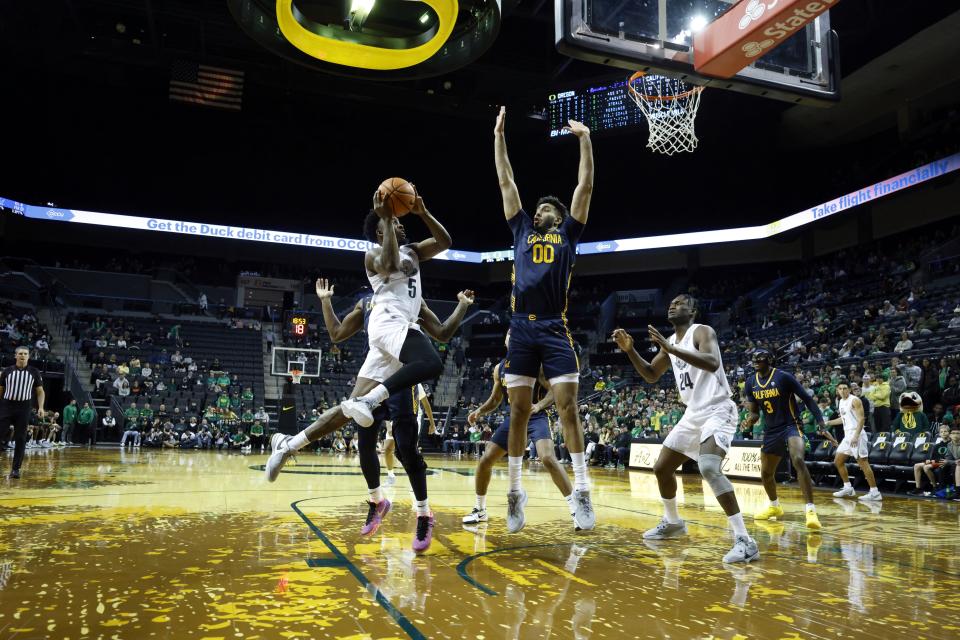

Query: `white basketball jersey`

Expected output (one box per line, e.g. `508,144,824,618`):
367,245,422,328
838,396,860,436
668,324,732,412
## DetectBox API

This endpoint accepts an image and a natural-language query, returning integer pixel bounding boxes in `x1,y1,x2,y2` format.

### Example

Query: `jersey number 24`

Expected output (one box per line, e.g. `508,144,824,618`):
678,372,693,391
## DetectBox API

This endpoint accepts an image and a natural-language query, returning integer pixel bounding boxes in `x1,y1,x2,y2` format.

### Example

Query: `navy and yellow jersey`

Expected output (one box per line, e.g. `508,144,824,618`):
361,294,375,333
744,368,823,433
508,209,584,317
497,359,548,416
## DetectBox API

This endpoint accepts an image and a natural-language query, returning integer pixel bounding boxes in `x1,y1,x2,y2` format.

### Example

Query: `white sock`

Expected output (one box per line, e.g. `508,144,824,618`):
570,452,589,492
662,497,681,523
415,499,430,516
770,499,780,507
475,494,487,510
728,512,748,537
565,493,576,515
869,487,880,494
387,470,395,477
508,456,523,492
843,481,852,489
360,384,389,407
806,503,816,512
369,486,383,503
287,431,310,451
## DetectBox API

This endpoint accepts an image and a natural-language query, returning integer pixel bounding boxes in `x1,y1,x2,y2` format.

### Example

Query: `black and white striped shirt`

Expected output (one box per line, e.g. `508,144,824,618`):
0,365,43,402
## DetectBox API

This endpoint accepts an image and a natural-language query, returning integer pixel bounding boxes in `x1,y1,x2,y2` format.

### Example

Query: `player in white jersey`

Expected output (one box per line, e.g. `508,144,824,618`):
265,188,452,486
826,382,882,501
612,294,759,564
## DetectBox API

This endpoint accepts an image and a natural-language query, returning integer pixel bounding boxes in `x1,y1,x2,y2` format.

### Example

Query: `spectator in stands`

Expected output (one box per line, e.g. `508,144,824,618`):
943,427,960,494
930,404,951,432
62,399,78,445
889,365,907,412
942,376,960,413
921,358,941,409
892,392,929,438
249,420,265,452
113,374,130,397
894,331,913,354
915,311,939,336
101,409,116,439
120,419,141,448
198,421,213,449
141,362,152,379
140,403,154,422
863,374,892,433
903,357,923,393
949,308,960,330
612,425,631,469
34,335,49,360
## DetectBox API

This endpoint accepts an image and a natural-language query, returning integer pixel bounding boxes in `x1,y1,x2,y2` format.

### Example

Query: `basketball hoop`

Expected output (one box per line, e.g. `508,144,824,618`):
627,71,704,156
290,369,303,385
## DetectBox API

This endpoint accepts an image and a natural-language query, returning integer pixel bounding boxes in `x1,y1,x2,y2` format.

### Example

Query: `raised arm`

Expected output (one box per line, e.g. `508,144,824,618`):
612,328,670,383
408,189,452,262
563,120,594,225
316,278,364,343
468,364,505,425
493,106,522,220
367,190,398,276
649,324,720,373
418,290,475,343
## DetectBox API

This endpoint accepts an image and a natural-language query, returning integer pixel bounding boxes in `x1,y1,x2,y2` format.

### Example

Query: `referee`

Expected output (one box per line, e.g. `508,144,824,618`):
1,346,46,479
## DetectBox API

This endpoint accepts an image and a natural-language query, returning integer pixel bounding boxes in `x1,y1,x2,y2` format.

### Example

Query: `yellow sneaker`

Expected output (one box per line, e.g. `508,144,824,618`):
805,509,822,530
753,505,785,520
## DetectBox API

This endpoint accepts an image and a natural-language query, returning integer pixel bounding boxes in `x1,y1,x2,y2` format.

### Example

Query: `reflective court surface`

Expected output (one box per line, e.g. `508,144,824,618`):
2,448,959,639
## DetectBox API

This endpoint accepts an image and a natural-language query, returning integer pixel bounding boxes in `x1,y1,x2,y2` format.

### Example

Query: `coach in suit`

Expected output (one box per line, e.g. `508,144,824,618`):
1,346,46,479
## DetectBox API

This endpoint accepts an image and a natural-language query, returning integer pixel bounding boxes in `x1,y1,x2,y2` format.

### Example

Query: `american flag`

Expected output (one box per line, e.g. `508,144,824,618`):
169,61,244,111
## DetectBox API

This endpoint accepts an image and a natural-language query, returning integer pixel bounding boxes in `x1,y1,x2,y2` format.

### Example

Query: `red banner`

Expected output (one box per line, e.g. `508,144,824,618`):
693,0,840,78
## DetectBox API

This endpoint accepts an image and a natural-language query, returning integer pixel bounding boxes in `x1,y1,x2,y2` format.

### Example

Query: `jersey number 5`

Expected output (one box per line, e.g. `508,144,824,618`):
407,278,417,299
679,372,693,391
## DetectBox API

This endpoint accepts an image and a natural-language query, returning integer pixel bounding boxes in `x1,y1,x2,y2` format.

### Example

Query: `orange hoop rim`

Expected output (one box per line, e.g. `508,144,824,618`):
628,71,704,102
290,369,303,384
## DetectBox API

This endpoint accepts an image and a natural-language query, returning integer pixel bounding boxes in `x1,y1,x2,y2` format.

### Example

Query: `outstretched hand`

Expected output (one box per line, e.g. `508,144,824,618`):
467,410,479,426
494,106,506,136
457,289,476,305
611,328,634,352
372,189,390,219
315,278,334,300
647,325,672,353
409,184,427,216
562,119,590,138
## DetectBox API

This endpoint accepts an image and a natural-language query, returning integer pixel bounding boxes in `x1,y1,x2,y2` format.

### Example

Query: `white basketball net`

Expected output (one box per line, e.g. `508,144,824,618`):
290,370,303,385
628,72,704,156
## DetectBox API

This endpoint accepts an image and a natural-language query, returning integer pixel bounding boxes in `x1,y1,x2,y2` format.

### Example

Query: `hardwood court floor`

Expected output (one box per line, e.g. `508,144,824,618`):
1,447,959,640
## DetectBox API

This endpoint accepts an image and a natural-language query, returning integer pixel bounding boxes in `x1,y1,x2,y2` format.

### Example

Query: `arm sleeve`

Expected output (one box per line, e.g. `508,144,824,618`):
506,208,533,244
789,374,823,422
562,215,585,247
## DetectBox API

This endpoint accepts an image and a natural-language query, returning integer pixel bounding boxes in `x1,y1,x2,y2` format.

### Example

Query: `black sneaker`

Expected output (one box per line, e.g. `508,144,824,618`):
8,470,20,479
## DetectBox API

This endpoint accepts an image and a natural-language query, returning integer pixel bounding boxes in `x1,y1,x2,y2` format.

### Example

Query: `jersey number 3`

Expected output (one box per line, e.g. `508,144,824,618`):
763,400,774,414
679,372,693,391
407,278,417,298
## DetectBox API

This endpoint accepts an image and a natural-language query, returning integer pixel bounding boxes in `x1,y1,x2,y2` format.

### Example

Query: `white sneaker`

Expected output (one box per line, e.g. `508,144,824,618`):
506,488,528,533
723,535,760,564
384,472,396,487
264,433,297,482
463,507,488,524
643,518,688,540
572,488,596,531
341,398,374,428
832,486,856,498
858,490,882,502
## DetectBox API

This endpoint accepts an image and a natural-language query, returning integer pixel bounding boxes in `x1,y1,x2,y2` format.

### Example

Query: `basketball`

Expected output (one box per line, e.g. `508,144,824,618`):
377,177,417,217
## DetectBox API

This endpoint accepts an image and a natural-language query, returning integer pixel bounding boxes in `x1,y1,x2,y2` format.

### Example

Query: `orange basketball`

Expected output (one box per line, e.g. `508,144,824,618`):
377,177,417,217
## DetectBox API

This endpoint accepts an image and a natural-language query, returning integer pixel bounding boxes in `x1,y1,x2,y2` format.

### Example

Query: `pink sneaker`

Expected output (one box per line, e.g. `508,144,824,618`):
360,499,391,536
412,513,435,554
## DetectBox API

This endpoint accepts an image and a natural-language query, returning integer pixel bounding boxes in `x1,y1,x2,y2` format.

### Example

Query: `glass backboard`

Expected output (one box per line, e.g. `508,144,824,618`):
556,0,839,104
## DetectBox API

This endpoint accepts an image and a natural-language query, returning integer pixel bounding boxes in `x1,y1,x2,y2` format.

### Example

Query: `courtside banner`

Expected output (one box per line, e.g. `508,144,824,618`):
629,441,763,480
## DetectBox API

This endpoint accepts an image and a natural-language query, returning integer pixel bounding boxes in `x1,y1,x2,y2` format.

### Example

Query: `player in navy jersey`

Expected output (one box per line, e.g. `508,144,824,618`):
493,105,594,533
462,330,581,529
742,349,829,529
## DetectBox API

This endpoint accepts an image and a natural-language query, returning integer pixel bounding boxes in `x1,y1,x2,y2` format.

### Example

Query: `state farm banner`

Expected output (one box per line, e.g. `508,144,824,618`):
694,0,840,78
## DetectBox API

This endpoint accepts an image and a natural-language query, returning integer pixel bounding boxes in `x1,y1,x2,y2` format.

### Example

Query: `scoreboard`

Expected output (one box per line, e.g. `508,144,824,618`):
290,314,309,336
548,80,645,139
